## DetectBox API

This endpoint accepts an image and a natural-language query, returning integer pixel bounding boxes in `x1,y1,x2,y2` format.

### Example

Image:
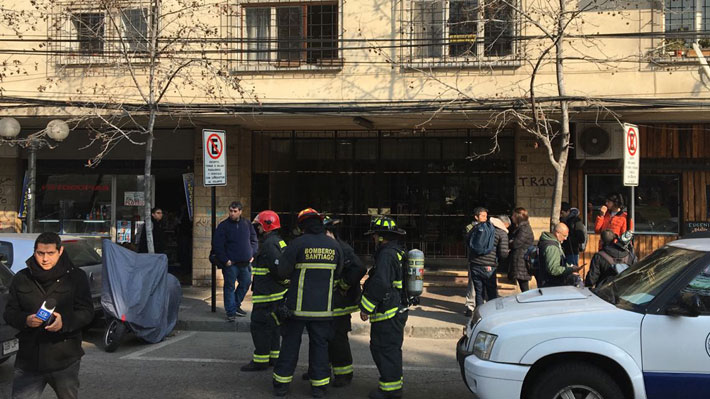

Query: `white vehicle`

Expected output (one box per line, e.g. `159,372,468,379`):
456,236,710,399
0,234,103,313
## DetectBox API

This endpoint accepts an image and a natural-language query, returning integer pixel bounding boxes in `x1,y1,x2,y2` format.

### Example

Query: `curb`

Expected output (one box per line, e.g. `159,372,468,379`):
175,319,463,340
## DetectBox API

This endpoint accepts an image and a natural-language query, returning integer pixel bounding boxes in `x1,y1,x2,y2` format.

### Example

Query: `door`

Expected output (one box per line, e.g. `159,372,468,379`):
640,263,710,399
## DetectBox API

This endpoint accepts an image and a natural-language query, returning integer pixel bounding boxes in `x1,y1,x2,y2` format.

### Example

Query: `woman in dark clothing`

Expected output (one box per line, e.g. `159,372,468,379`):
507,207,535,292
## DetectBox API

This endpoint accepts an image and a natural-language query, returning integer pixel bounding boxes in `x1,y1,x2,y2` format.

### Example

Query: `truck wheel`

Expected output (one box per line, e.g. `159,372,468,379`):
529,361,625,399
103,318,126,353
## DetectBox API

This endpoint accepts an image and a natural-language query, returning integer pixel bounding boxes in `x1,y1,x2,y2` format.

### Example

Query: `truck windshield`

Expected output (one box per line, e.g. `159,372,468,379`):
595,246,706,309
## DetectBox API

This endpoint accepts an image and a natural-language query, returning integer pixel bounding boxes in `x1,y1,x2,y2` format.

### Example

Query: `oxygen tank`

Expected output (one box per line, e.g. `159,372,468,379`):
406,249,424,298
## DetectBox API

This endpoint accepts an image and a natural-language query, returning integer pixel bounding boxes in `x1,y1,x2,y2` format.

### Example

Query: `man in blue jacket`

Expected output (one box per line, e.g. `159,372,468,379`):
213,201,258,320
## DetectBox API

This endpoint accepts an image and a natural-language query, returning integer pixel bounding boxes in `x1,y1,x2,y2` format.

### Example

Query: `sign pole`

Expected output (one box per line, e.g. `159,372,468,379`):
623,123,640,232
211,186,216,313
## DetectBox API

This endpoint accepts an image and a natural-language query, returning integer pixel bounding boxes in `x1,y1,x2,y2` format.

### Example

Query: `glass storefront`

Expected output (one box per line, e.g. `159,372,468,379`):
34,173,154,242
252,129,515,261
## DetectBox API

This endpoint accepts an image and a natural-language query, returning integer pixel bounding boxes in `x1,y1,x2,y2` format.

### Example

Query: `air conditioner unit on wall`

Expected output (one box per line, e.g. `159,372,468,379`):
574,122,624,160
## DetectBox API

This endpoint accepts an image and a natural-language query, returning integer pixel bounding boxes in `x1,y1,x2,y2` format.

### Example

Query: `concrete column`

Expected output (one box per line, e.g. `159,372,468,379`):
192,127,252,287
514,128,569,239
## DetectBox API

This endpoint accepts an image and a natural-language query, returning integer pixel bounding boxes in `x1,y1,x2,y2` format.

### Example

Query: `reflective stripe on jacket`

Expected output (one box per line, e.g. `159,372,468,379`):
359,241,404,323
251,232,288,304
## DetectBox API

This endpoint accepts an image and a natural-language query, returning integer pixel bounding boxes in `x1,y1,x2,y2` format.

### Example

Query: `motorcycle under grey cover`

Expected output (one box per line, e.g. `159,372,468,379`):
101,240,181,343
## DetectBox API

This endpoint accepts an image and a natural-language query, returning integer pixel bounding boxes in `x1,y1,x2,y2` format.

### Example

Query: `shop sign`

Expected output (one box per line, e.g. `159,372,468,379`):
203,129,227,186
124,191,145,206
683,221,710,235
182,173,194,221
117,221,132,243
623,123,640,187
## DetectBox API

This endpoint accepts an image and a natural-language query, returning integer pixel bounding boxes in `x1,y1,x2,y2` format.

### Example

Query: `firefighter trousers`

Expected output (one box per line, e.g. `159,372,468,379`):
250,302,282,364
370,311,408,392
328,314,353,376
273,319,334,387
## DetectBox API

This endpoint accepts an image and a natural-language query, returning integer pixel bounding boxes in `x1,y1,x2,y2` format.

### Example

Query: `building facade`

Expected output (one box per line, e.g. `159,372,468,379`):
0,0,709,285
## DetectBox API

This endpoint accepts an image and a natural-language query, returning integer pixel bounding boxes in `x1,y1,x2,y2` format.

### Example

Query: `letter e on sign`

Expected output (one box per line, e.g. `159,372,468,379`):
203,129,227,186
623,123,639,187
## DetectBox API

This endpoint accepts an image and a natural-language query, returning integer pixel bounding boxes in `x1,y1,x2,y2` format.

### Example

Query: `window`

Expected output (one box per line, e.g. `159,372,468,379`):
680,264,710,314
121,8,149,52
238,1,341,68
408,0,514,61
72,12,105,54
664,0,710,49
585,174,680,234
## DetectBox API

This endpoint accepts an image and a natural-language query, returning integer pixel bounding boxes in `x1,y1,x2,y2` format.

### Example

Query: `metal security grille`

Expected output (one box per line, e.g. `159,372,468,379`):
48,0,153,71
399,0,517,67
222,0,342,72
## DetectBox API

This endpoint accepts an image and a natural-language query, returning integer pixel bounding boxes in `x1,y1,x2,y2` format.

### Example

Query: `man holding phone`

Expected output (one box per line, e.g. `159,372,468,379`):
537,223,584,287
4,232,93,399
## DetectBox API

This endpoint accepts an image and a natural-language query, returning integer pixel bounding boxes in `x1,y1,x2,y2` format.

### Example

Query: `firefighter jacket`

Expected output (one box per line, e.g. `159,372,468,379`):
277,231,343,320
251,231,288,304
359,241,405,323
332,239,366,317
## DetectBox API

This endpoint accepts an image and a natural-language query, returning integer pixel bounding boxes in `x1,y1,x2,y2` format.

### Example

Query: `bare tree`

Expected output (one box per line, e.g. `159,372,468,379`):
4,0,252,252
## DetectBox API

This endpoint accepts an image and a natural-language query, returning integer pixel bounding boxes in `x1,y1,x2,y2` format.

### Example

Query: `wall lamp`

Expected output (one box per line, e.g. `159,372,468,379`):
353,116,374,130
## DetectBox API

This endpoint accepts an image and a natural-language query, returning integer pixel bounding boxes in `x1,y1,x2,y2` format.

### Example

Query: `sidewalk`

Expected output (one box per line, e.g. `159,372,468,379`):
176,285,478,339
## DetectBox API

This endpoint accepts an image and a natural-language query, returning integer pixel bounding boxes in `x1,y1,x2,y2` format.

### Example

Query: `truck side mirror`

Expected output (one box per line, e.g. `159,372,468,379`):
665,293,702,317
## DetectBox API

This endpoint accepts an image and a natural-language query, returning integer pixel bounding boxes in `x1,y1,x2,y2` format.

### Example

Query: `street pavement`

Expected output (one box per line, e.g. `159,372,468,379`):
0,329,469,398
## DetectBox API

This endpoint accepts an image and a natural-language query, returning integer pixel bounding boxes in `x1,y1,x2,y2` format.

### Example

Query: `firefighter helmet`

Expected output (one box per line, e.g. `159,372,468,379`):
365,216,406,236
253,210,281,232
297,207,323,224
323,216,342,230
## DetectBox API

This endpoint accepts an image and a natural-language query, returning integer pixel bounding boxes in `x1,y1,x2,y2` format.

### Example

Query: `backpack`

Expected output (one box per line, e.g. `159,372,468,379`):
523,245,540,276
598,251,630,276
468,221,496,256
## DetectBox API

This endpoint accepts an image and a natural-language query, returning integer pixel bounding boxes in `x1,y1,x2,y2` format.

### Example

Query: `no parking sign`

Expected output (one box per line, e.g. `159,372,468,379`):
623,123,639,187
203,129,226,186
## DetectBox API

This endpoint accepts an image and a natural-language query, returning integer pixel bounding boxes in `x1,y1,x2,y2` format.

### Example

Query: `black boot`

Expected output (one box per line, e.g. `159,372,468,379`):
311,386,327,398
273,382,289,397
368,388,403,399
240,361,269,372
332,373,353,388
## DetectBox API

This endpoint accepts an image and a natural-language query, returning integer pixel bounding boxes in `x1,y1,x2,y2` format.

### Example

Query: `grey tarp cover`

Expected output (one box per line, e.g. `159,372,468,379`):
101,240,181,343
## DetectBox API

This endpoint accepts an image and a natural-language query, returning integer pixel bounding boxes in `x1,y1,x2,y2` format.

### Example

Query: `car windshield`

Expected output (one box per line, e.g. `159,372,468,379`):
595,246,706,310
63,240,102,267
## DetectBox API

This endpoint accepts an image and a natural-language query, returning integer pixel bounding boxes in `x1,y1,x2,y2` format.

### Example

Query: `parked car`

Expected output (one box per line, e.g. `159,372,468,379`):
0,234,103,313
457,236,710,399
0,261,18,364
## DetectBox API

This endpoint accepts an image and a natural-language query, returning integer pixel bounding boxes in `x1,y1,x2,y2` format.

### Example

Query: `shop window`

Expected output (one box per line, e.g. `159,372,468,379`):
585,174,680,234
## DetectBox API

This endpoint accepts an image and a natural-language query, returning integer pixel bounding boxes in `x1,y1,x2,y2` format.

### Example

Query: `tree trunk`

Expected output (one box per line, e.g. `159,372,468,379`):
550,0,571,230
144,110,156,253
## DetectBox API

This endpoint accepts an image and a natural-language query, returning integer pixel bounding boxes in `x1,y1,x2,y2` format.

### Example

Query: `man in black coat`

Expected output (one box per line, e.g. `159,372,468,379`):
560,202,587,266
585,229,636,288
4,232,93,399
138,207,166,254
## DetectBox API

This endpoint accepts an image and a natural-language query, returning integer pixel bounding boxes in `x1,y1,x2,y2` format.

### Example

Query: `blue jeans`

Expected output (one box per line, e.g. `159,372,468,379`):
565,254,579,266
12,360,80,399
222,262,251,315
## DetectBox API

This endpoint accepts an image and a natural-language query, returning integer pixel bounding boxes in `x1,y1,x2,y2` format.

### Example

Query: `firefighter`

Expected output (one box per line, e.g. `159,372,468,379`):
360,216,408,399
241,210,288,372
304,216,366,387
272,208,343,398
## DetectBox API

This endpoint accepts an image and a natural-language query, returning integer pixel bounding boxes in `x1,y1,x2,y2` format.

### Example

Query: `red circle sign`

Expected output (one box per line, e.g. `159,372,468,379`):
206,134,223,160
626,128,637,156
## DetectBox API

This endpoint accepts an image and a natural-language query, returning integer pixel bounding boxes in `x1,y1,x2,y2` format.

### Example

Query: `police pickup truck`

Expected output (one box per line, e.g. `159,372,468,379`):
457,236,710,399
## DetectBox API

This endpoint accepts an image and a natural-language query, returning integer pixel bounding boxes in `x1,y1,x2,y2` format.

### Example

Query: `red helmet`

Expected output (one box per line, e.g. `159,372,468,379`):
297,208,323,224
253,210,281,232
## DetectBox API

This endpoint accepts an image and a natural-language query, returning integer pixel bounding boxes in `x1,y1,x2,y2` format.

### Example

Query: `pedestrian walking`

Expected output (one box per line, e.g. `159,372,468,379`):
467,207,508,309
507,207,534,292
138,207,166,254
213,201,258,321
241,210,288,372
360,216,408,399
560,202,587,265
3,232,94,399
272,208,343,398
537,224,583,287
462,208,486,317
324,216,366,387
